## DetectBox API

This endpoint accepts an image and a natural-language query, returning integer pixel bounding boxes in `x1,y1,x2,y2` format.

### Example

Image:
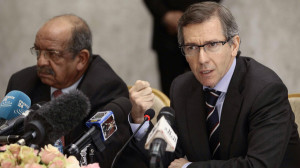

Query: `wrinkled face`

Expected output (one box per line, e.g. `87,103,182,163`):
183,16,239,88
34,19,81,89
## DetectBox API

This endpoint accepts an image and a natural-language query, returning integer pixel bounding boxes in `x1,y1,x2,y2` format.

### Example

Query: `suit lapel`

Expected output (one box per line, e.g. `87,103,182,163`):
219,57,245,159
186,81,211,160
30,77,51,104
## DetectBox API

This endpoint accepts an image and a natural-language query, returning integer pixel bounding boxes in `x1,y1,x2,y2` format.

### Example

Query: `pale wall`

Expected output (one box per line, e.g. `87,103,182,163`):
0,0,299,98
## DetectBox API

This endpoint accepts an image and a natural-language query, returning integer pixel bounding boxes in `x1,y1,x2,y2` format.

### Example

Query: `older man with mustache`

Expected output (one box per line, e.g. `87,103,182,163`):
5,14,130,167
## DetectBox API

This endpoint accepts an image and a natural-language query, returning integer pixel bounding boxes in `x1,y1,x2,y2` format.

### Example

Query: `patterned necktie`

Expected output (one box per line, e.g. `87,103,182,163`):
204,88,221,159
52,89,64,153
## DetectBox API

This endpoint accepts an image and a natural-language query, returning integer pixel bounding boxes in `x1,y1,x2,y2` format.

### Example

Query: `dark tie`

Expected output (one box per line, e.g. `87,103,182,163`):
52,89,64,152
204,88,221,159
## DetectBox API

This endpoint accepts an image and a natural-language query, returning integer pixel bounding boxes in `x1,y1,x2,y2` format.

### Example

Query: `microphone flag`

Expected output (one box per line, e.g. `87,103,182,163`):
85,111,117,141
145,116,177,152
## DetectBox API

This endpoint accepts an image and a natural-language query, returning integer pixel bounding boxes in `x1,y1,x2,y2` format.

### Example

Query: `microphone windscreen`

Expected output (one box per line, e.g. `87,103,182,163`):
145,108,155,121
0,90,31,120
103,97,132,123
0,101,46,136
26,90,90,144
157,107,175,127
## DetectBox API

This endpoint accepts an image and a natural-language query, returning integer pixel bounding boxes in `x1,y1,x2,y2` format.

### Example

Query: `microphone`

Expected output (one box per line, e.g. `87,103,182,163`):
0,90,31,126
17,90,90,147
65,97,132,156
0,102,45,136
0,135,20,144
145,107,178,168
111,108,155,168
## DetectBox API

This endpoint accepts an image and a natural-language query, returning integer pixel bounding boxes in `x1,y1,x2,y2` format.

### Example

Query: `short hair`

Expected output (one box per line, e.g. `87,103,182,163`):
178,2,239,46
51,14,93,61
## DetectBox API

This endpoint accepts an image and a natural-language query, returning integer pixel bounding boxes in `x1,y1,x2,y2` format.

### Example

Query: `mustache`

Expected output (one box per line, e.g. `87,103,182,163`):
37,66,55,76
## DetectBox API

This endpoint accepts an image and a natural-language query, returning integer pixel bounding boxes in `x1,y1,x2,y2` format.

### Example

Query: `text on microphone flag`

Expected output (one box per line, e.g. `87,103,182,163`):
145,116,177,152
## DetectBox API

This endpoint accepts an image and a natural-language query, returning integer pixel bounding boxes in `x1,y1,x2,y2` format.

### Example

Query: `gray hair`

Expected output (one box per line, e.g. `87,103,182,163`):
178,2,239,46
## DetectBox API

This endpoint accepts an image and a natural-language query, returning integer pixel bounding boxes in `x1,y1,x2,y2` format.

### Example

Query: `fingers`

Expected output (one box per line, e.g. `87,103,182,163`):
129,80,155,124
168,158,189,168
130,80,150,92
130,80,154,104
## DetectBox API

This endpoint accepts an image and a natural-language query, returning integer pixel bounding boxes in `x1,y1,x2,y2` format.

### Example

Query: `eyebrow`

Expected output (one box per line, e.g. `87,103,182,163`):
184,40,219,46
33,45,59,52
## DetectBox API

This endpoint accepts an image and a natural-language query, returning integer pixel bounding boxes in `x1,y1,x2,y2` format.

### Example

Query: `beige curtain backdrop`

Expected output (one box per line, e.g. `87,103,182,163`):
0,0,299,98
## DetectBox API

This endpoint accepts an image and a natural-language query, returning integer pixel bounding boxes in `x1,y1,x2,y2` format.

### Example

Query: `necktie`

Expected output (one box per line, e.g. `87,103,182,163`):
204,88,221,159
53,89,63,98
52,89,64,153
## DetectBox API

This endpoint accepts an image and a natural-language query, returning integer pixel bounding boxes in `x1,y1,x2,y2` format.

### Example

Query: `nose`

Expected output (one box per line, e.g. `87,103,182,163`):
37,51,49,66
198,47,209,64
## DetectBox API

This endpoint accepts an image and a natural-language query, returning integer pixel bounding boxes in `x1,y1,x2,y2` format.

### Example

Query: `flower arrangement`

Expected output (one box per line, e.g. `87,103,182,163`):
0,144,100,168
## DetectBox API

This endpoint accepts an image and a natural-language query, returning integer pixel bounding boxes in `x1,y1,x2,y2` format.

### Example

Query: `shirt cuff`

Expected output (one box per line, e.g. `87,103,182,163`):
182,162,192,168
128,115,150,141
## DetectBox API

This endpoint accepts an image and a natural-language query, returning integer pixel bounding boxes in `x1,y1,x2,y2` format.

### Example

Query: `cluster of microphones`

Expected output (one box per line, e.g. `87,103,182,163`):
0,90,178,168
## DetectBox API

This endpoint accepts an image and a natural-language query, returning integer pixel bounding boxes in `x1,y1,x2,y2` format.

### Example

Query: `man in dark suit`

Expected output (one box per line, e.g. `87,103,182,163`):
130,2,300,168
5,14,130,167
143,0,221,96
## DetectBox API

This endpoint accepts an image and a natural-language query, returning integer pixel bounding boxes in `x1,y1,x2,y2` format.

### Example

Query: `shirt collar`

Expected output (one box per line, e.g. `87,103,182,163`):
203,58,236,93
50,76,83,99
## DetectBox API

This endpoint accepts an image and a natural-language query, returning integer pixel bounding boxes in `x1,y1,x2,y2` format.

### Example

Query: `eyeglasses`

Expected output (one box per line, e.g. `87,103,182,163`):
30,47,67,62
180,38,231,57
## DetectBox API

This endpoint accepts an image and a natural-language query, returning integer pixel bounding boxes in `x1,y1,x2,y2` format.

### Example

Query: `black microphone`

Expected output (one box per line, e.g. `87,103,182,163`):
111,108,155,168
145,107,177,168
0,102,45,136
65,97,132,156
0,135,20,144
17,90,90,147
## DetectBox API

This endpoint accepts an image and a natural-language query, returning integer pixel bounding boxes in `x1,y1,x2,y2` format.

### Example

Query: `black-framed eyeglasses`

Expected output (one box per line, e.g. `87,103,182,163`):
180,38,231,57
30,47,67,62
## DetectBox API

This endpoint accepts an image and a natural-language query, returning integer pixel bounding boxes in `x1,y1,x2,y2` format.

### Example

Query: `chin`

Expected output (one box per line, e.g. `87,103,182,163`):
40,78,55,87
199,80,216,88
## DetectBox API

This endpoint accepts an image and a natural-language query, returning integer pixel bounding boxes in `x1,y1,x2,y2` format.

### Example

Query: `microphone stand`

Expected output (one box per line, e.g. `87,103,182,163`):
150,156,163,168
149,138,166,168
110,111,154,168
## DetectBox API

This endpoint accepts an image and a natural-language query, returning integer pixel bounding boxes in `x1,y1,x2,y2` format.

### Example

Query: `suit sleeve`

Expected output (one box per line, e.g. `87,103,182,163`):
188,82,292,168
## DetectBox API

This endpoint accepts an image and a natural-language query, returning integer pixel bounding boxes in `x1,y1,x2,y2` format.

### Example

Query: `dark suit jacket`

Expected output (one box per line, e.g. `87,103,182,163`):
167,56,300,168
5,55,130,168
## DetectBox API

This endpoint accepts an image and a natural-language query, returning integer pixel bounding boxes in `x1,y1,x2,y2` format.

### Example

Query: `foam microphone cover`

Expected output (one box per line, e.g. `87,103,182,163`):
145,108,155,121
25,90,91,144
0,90,31,120
157,107,175,128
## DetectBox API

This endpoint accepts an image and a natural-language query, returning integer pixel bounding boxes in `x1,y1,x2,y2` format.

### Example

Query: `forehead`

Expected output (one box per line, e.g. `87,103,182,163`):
35,19,72,49
182,16,225,44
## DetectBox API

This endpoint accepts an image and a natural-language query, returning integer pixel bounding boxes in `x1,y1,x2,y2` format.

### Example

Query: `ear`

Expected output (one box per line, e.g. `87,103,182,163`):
231,35,240,57
76,49,90,71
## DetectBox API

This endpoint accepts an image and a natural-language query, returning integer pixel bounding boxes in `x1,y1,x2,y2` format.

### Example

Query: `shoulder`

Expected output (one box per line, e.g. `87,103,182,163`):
85,55,122,80
10,65,37,79
170,71,201,98
82,55,127,86
79,55,129,111
172,71,198,87
234,56,288,111
236,56,285,91
238,56,282,81
6,65,39,91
